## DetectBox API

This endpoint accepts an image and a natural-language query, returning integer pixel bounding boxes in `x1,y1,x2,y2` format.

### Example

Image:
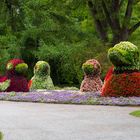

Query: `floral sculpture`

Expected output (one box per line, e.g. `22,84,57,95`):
80,59,103,92
102,41,140,97
29,61,54,90
0,59,29,92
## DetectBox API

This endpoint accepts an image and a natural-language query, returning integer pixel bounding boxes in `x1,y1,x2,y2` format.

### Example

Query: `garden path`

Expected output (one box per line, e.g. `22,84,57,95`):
0,101,140,140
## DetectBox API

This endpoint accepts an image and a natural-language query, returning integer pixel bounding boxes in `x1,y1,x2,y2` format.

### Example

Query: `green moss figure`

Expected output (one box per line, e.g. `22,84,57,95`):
102,41,140,97
82,63,94,75
0,79,10,91
15,63,28,75
108,41,139,72
30,61,54,90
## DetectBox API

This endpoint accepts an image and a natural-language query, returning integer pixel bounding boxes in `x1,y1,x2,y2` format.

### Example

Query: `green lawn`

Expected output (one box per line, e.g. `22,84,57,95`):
130,110,140,117
0,132,3,140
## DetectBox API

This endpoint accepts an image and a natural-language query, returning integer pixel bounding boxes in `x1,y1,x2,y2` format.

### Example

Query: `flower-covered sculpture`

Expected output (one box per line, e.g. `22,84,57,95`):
29,61,54,90
102,41,140,97
104,66,114,82
0,59,29,92
80,59,103,92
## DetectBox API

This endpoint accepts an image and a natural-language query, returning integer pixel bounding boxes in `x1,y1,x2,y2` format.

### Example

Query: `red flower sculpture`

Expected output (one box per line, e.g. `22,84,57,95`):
102,41,140,97
80,59,103,92
0,59,29,92
102,72,140,97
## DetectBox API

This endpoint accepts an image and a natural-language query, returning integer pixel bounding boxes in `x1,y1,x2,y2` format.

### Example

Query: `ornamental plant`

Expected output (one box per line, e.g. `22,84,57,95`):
108,41,139,73
80,59,103,92
29,61,54,90
102,41,140,97
0,59,29,92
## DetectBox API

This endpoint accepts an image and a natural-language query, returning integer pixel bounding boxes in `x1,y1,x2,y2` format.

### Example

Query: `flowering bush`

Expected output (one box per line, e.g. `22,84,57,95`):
30,61,54,90
80,59,103,92
102,41,140,97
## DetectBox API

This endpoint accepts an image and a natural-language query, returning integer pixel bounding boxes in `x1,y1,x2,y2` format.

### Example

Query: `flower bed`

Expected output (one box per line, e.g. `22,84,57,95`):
0,90,140,106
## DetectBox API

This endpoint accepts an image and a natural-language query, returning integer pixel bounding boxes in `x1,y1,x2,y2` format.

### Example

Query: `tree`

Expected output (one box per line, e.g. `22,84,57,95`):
87,0,140,44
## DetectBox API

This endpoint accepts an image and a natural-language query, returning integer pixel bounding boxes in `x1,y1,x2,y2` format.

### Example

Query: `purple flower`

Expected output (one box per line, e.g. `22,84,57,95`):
0,90,140,106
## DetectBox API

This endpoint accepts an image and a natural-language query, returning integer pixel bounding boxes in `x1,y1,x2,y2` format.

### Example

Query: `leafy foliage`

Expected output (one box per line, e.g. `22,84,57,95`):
0,79,10,91
0,0,140,87
15,63,28,74
82,63,94,75
108,41,139,72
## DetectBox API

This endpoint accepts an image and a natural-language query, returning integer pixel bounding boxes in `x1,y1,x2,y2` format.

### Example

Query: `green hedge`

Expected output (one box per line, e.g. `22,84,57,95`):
35,42,110,86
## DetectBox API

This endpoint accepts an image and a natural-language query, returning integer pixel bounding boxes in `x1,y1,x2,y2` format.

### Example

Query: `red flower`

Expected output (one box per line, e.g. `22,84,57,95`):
104,66,114,82
28,80,32,89
0,76,8,82
102,72,140,97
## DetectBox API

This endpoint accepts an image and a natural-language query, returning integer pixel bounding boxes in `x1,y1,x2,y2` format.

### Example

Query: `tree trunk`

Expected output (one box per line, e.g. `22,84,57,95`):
87,0,108,42
112,29,129,45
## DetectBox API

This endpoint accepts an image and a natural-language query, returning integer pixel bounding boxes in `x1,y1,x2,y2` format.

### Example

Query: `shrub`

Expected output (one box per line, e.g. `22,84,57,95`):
35,41,107,86
0,35,21,74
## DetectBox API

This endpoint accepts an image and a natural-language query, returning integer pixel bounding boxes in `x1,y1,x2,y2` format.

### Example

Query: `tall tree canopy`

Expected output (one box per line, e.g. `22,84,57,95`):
87,0,140,44
0,0,140,85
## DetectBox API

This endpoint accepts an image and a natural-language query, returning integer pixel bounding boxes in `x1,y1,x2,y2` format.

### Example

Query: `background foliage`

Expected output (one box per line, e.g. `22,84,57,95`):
0,0,140,87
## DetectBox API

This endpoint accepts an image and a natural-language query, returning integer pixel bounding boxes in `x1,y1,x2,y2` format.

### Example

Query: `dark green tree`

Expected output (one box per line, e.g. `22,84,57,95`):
87,0,140,44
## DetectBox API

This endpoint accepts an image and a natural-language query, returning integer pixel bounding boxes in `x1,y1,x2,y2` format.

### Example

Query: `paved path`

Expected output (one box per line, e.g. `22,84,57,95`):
0,101,140,140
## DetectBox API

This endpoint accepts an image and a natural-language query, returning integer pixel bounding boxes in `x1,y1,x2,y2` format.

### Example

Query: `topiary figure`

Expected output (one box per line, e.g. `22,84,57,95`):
80,59,103,92
29,61,54,90
102,41,140,97
108,41,139,73
104,66,114,82
0,59,29,92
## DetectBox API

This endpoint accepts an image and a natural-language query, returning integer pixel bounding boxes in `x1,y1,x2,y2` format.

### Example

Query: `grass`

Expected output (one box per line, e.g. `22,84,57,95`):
130,110,140,117
0,132,3,140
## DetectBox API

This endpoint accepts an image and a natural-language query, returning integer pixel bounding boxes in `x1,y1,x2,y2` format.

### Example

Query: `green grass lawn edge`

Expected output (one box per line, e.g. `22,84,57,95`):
0,132,3,140
130,110,140,117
